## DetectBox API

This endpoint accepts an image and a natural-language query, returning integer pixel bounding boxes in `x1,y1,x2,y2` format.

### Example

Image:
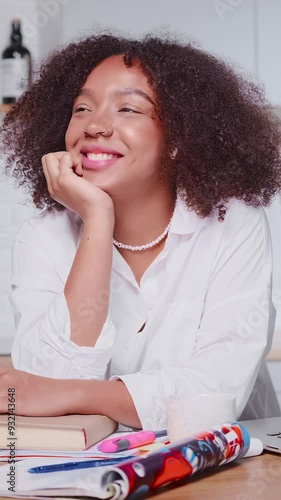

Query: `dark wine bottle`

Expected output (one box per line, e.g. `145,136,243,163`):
1,18,32,104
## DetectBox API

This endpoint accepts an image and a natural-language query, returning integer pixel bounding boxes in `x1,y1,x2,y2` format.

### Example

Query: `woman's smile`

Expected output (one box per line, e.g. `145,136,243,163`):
80,145,124,171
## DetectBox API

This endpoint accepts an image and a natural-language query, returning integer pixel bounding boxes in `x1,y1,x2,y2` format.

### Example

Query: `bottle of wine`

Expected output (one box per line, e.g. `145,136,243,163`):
1,18,32,104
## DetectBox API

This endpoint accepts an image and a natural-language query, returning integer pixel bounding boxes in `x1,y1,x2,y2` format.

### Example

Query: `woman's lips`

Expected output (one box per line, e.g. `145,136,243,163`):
81,152,122,171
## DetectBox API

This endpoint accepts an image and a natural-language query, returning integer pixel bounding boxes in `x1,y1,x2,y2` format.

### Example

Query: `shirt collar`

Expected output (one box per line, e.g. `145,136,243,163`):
169,192,207,235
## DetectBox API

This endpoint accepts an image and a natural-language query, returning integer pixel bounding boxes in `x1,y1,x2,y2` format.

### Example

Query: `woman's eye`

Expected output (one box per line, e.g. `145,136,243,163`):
119,107,141,114
73,106,90,113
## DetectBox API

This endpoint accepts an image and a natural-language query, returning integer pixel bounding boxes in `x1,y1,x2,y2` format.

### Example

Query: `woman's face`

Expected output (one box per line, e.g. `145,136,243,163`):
65,54,165,198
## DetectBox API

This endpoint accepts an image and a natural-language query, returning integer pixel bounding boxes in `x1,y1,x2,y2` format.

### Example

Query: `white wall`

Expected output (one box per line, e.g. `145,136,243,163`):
257,0,281,105
1,0,281,353
61,0,257,78
61,0,281,106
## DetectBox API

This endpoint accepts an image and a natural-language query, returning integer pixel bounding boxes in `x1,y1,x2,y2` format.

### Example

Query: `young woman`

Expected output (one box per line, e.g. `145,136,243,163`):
1,32,281,429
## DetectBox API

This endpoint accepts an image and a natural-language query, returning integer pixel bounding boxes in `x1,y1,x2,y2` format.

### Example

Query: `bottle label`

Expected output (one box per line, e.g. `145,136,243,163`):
1,58,30,99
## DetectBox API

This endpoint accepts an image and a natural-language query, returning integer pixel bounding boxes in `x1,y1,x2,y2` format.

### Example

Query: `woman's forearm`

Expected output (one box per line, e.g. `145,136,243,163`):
64,209,114,347
70,378,142,428
0,368,140,428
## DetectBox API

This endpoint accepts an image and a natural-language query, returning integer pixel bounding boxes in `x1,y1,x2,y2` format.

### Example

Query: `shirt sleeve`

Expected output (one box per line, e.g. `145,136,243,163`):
10,220,116,379
111,203,275,430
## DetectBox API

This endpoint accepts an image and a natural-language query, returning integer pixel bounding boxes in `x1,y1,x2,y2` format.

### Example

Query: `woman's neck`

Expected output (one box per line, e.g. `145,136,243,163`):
112,186,176,247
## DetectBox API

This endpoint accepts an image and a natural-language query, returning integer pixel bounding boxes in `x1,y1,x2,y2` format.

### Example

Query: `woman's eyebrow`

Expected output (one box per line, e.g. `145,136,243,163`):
77,88,93,97
77,87,155,106
112,87,155,106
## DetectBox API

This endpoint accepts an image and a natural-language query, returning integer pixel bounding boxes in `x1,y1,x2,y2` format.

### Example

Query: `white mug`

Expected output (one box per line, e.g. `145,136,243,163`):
166,392,237,442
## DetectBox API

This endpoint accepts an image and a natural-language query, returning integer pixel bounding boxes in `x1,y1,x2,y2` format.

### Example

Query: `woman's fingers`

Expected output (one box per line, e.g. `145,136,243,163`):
72,155,83,177
59,152,83,177
40,150,113,217
41,151,92,213
42,151,63,195
42,151,82,200
41,154,53,192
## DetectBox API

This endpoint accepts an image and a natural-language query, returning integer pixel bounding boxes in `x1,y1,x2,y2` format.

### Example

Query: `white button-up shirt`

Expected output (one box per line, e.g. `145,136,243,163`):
10,196,280,429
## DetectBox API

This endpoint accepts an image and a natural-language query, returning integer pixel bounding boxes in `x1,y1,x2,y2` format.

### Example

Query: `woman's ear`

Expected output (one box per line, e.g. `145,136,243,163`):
170,147,178,160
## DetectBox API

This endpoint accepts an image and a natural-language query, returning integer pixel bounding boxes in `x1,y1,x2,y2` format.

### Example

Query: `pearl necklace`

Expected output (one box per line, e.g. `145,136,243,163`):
113,201,176,252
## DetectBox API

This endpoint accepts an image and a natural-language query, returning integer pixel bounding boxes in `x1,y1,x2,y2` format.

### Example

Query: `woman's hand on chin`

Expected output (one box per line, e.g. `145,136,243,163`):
0,368,77,417
42,151,114,222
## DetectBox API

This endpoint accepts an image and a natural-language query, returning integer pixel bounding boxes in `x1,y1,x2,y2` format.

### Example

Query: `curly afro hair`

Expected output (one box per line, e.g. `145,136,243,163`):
1,30,281,217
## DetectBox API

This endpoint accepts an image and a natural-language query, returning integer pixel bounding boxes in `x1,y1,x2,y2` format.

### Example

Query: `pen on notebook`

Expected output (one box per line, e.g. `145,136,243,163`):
98,430,168,453
28,456,135,474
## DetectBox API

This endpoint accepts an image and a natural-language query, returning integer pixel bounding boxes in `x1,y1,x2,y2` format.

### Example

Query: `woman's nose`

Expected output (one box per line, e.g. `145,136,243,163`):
84,116,113,138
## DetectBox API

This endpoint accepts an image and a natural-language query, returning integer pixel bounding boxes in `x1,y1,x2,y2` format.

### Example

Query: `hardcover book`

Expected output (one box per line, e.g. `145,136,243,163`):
0,414,117,451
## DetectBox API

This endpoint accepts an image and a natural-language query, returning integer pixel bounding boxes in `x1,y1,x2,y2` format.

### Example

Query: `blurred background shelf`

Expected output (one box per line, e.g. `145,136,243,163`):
0,104,12,113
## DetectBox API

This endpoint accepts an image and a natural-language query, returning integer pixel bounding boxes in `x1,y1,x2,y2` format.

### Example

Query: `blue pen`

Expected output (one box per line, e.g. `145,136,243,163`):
28,456,135,474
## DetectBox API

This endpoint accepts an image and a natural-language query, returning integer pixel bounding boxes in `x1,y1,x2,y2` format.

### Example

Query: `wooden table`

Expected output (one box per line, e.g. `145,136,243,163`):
0,452,280,499
150,452,281,499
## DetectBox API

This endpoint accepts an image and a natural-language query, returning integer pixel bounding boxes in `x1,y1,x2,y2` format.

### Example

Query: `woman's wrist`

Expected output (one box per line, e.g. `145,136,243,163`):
82,206,115,234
